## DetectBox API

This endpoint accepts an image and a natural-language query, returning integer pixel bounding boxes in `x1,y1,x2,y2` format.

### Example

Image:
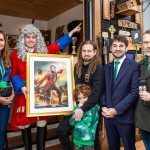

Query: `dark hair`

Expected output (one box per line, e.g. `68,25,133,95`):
50,65,56,69
110,35,128,47
144,29,150,35
0,30,11,68
76,40,101,78
73,84,92,102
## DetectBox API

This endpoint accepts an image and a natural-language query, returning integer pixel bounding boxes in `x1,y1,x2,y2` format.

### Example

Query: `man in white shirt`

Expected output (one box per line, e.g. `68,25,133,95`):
101,35,140,150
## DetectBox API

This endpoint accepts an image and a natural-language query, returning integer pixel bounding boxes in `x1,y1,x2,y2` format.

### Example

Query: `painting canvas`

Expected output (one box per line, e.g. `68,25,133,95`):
26,53,75,117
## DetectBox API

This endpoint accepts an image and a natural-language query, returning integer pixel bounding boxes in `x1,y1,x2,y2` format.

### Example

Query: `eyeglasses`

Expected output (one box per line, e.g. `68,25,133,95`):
142,41,150,47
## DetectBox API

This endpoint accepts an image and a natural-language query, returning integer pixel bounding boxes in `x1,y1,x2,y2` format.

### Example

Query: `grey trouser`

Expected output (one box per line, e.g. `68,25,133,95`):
74,145,94,150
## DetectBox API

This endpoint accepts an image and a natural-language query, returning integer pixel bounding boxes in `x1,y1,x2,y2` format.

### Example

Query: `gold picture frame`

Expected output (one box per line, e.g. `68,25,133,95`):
26,53,75,117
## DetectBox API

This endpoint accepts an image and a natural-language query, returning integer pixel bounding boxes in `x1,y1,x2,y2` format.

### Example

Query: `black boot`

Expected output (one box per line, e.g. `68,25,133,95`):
21,127,32,150
36,126,47,150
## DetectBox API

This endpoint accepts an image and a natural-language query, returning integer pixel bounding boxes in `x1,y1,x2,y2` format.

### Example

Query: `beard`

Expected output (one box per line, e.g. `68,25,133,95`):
83,56,95,64
112,51,125,60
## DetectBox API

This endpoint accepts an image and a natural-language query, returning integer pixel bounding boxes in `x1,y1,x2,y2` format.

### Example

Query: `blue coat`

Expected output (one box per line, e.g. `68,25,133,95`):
101,57,140,124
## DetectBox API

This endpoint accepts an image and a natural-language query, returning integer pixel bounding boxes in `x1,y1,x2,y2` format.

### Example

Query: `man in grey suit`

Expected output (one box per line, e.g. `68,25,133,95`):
101,35,140,150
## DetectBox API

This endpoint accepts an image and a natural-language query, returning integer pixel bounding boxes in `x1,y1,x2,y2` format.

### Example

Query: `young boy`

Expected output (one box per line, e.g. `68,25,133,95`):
70,84,100,150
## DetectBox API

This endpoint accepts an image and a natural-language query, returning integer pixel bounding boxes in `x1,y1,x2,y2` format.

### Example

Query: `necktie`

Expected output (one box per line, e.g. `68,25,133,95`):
114,61,120,80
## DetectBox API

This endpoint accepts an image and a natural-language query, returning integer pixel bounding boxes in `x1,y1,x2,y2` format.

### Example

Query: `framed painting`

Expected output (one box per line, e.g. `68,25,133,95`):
26,53,75,117
6,34,18,50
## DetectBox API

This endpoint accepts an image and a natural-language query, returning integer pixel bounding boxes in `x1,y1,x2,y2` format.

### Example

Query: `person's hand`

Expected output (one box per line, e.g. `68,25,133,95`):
59,69,63,74
0,89,15,105
0,96,12,105
102,107,109,113
107,108,117,116
139,91,150,101
78,102,83,107
9,89,15,102
21,87,28,99
102,107,113,118
102,107,117,118
73,108,83,121
68,23,82,37
102,111,114,118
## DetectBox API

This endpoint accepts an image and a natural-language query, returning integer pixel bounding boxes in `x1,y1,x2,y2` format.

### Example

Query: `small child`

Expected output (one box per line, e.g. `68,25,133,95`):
70,84,100,150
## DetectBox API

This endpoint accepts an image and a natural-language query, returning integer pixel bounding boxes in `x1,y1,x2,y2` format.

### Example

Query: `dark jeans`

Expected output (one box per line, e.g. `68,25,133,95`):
0,105,10,150
140,129,150,150
57,115,101,150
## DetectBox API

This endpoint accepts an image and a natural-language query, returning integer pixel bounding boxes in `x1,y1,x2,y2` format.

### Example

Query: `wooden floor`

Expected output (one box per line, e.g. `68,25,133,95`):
120,141,145,150
100,134,145,150
6,116,145,150
45,140,145,150
8,135,145,150
101,140,145,150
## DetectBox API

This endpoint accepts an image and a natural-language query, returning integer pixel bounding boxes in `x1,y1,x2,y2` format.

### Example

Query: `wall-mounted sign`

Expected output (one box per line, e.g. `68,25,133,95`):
118,20,137,29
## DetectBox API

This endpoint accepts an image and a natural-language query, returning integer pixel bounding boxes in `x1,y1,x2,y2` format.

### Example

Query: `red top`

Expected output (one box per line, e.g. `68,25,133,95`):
10,43,61,130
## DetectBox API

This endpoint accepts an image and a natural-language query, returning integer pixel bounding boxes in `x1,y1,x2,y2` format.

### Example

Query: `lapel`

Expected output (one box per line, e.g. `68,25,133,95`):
140,61,150,79
107,62,114,89
113,58,130,89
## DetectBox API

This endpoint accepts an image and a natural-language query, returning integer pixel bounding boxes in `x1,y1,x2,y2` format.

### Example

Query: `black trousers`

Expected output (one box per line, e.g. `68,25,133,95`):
57,114,101,150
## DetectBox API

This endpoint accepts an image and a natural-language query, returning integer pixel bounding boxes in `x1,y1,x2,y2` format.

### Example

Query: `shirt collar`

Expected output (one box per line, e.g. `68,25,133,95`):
114,55,126,65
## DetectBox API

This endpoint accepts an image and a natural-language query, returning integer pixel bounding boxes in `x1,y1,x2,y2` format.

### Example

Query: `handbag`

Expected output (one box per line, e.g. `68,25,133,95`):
0,85,12,97
0,59,12,97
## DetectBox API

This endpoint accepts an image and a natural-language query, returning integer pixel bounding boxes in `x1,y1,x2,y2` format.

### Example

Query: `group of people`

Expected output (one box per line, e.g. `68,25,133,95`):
0,23,150,150
0,23,81,150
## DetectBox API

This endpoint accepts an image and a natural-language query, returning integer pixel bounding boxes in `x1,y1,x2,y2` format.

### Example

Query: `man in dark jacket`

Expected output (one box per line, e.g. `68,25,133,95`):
57,40,104,150
101,35,140,150
135,29,150,150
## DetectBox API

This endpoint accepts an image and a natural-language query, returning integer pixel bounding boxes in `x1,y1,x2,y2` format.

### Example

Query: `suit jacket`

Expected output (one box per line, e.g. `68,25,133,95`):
101,57,140,124
135,60,150,132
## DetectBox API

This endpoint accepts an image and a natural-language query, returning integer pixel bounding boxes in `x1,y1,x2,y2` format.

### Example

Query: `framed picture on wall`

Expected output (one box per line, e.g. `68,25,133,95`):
6,34,18,50
26,53,75,117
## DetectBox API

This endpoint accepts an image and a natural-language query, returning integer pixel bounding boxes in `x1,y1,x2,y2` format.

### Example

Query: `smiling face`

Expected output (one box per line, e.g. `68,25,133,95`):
81,44,96,64
143,33,150,58
111,40,127,60
25,33,37,49
0,33,5,53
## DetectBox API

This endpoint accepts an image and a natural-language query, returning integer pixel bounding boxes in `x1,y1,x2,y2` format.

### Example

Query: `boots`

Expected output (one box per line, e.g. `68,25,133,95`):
36,126,47,150
57,90,62,105
21,127,32,150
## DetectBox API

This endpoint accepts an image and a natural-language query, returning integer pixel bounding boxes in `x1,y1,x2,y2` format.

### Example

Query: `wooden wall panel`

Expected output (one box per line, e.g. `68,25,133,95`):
93,0,102,41
103,0,110,20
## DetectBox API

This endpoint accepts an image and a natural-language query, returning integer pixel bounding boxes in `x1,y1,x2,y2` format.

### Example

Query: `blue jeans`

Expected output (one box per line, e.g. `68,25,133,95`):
140,129,150,150
0,104,10,150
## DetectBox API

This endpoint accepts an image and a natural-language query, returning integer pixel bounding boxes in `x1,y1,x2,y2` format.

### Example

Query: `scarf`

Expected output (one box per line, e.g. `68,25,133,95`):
144,55,150,71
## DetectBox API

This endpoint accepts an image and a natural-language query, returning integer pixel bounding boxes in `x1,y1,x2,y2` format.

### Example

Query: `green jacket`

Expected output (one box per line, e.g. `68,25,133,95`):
135,60,150,132
69,104,100,147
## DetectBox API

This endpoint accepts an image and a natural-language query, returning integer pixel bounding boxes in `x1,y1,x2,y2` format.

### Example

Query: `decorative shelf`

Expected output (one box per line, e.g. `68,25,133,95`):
116,8,140,16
